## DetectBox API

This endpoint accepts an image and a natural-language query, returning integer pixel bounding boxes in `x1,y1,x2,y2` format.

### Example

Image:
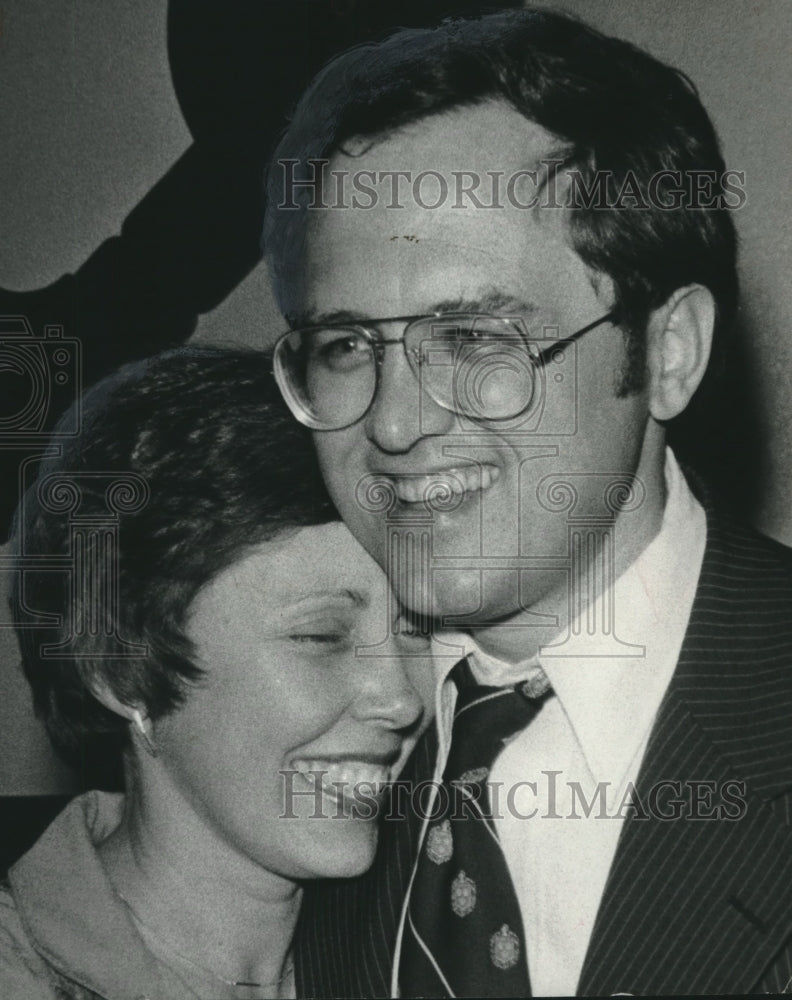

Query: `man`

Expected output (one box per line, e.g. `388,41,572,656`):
264,9,792,996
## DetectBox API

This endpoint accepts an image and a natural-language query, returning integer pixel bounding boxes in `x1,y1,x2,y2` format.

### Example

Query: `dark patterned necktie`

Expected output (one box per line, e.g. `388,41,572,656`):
398,658,552,999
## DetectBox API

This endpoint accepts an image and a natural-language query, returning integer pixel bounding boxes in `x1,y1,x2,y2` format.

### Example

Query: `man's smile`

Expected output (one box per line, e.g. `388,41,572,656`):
374,464,502,506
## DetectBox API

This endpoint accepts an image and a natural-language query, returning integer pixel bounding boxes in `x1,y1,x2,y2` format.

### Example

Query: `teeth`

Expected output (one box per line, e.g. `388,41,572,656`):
291,759,392,793
389,465,500,504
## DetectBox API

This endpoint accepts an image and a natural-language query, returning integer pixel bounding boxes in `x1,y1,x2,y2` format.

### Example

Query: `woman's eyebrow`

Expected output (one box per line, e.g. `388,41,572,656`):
272,587,371,610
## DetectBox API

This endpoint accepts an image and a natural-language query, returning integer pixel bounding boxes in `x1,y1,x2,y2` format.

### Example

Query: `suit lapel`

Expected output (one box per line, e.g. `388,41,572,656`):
579,512,792,995
579,697,792,995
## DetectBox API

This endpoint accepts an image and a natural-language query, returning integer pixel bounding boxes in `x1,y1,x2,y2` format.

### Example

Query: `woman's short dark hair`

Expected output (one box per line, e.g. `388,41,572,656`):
263,7,738,394
9,346,335,784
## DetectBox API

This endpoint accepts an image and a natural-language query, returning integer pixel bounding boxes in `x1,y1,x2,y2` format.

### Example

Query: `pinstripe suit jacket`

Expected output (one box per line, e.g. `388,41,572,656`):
295,510,792,996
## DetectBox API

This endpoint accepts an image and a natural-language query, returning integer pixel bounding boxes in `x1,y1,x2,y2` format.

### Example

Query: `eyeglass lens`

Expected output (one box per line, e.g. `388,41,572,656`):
277,315,543,429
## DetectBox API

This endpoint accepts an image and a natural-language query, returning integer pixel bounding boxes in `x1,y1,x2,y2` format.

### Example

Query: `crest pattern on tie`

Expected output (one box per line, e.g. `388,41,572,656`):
398,657,552,998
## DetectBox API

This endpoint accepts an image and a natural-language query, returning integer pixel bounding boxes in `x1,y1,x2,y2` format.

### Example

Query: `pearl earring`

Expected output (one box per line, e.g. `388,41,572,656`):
130,709,158,758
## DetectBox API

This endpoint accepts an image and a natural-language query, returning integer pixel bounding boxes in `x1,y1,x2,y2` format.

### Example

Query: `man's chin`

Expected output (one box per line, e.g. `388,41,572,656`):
392,568,495,627
394,567,563,637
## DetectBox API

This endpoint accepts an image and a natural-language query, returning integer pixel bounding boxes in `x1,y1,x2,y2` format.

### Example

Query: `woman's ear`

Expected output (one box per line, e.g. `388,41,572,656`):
89,680,158,757
89,677,136,720
646,284,715,422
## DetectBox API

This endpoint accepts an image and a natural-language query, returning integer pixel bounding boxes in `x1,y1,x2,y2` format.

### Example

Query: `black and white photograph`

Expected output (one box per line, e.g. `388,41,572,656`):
1,2,791,997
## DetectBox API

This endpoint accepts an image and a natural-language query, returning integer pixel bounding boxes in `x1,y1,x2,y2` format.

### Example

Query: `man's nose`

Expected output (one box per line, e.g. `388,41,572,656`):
364,341,455,454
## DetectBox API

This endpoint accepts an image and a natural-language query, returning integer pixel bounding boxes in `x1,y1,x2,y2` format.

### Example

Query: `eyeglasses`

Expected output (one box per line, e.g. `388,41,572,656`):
273,310,618,431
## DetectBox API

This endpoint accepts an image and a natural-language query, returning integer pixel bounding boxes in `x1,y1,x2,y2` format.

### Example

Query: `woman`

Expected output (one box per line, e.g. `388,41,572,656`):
2,346,432,999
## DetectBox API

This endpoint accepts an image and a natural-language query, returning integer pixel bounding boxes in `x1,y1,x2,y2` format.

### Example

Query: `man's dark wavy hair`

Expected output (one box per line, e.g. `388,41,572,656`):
263,7,738,395
9,346,335,786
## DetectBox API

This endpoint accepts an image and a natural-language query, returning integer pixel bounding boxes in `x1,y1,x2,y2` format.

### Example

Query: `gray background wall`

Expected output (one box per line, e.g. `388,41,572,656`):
1,1,790,792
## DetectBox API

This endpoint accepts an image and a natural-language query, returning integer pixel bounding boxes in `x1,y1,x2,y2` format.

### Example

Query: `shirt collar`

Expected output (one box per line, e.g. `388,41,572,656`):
9,791,198,1000
431,449,706,788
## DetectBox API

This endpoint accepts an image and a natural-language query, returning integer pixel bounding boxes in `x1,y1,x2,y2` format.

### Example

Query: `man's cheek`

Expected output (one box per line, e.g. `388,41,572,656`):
335,493,384,553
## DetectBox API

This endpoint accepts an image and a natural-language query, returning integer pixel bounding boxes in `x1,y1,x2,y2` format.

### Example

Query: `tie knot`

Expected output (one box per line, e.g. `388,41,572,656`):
450,657,552,712
520,670,552,700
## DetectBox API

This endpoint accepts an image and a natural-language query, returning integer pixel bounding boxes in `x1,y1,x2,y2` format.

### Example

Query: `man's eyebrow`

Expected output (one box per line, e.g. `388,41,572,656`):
288,308,371,328
288,293,539,329
430,292,539,316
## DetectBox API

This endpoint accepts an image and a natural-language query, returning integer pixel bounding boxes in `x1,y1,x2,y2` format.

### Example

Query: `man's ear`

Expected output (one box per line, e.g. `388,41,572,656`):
646,284,715,422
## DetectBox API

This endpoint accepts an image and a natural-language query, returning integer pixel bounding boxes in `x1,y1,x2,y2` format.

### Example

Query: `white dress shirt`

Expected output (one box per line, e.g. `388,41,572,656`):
393,450,706,997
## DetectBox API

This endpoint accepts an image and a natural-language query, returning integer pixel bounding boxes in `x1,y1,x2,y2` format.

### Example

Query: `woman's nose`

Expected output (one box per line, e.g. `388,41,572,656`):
350,653,426,732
